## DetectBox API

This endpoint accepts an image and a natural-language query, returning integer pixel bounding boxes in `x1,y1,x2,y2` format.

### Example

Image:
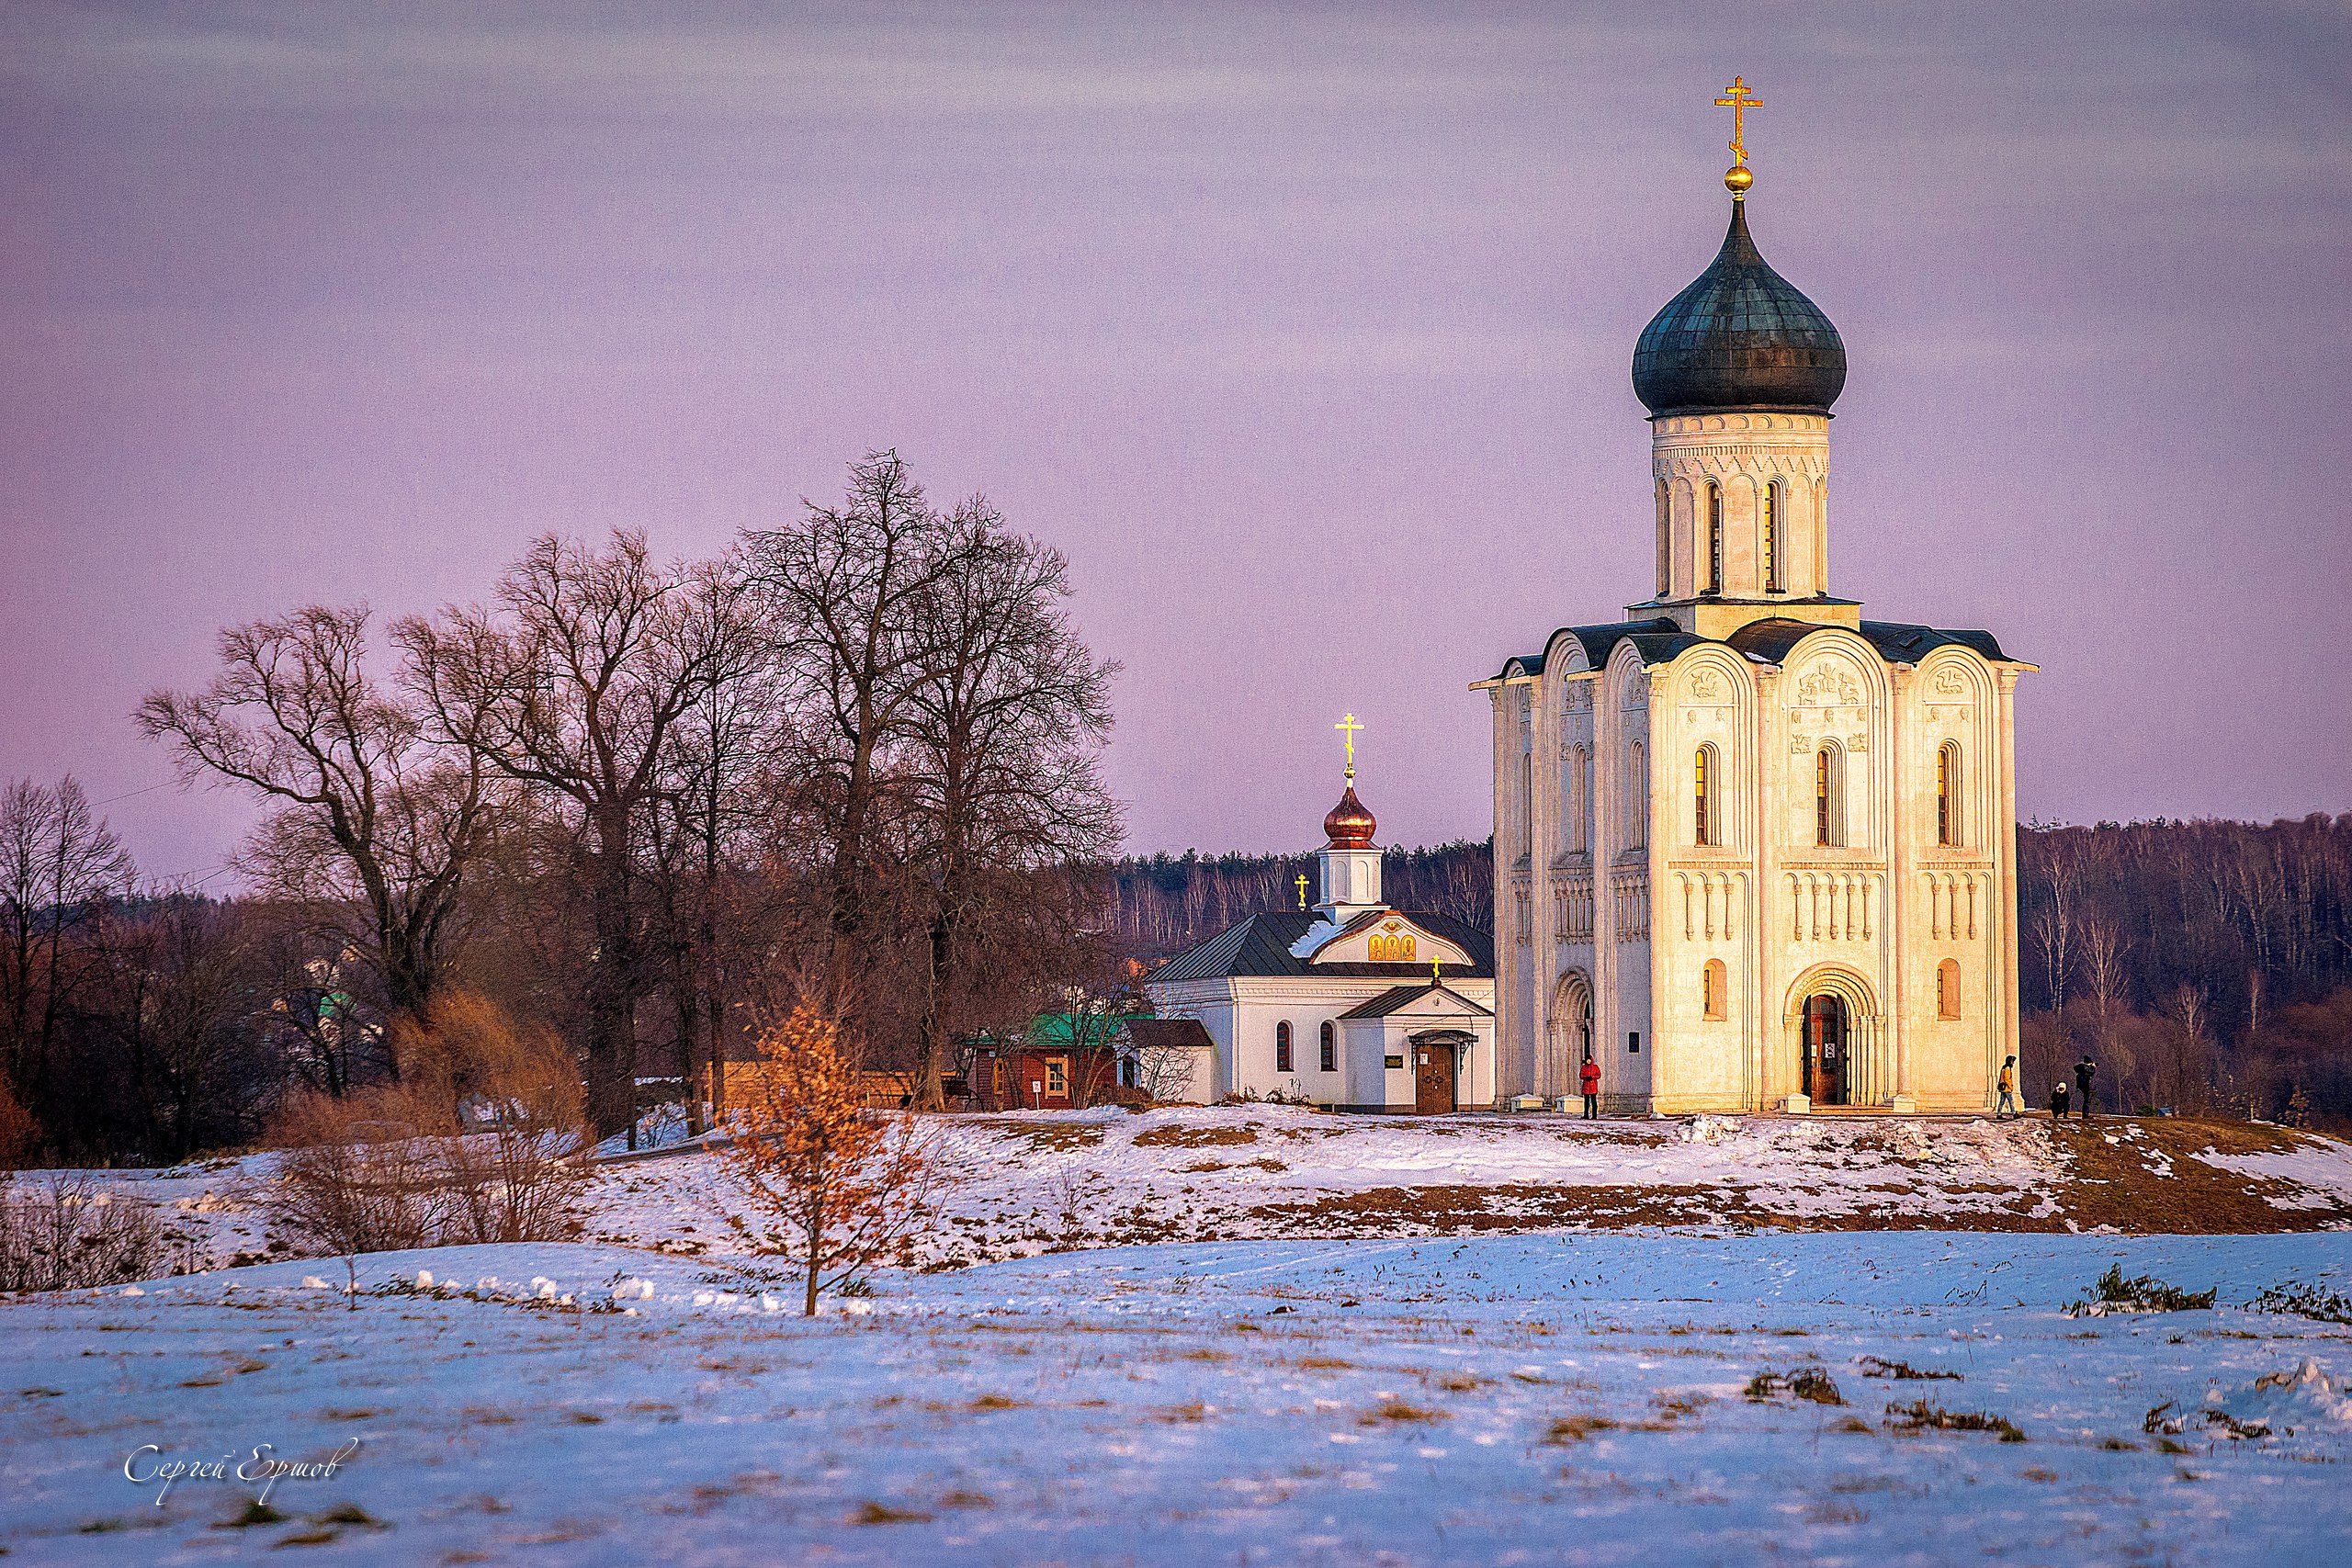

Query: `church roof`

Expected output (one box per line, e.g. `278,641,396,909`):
1119,1018,1216,1052
1337,983,1494,1020
1493,615,2016,682
1151,909,1495,986
1728,617,2013,666
1632,198,1847,417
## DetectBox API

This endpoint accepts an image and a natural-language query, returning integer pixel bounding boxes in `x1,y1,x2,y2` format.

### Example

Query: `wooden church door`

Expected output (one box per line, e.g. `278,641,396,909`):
1414,1041,1457,1114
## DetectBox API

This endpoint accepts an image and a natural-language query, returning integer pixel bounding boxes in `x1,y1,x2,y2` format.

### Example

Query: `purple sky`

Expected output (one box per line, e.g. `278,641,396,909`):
5,3,2348,886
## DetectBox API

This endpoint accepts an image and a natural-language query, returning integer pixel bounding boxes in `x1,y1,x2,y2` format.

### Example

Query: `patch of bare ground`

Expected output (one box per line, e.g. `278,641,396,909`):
1133,1124,1260,1149
985,1122,1105,1153
2052,1119,2352,1234
1245,1183,1765,1233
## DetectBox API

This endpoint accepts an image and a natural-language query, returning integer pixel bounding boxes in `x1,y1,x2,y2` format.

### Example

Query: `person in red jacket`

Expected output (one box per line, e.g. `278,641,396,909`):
1579,1055,1601,1121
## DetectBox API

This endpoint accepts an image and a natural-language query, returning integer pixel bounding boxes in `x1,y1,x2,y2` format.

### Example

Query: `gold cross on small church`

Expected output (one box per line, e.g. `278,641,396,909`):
1296,872,1309,910
1713,75,1762,166
1334,712,1363,779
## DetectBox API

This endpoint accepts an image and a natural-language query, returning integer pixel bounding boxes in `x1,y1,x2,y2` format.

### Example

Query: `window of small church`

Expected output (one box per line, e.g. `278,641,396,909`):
1937,959,1962,1020
1693,744,1718,845
1763,479,1782,592
1815,745,1846,847
1937,741,1962,846
1046,1057,1069,1096
1702,959,1726,1021
1275,1021,1293,1073
1319,1021,1336,1073
1704,482,1724,593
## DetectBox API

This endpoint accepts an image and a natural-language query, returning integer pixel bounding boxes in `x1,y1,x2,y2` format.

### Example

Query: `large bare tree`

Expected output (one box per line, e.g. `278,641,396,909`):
137,606,498,1047
900,504,1120,1107
399,532,755,1140
741,451,974,1032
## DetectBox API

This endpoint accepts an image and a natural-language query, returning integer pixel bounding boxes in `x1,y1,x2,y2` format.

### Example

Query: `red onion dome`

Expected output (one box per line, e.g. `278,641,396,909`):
1323,784,1375,849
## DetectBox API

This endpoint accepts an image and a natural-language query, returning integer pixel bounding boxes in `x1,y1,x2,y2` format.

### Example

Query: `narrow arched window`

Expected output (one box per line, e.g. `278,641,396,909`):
1274,1021,1293,1073
1693,745,1716,846
1655,479,1671,597
1763,480,1782,592
1704,482,1724,594
1702,959,1726,1021
1815,746,1845,848
1577,745,1592,852
1628,741,1647,851
1567,743,1590,853
1937,741,1962,846
1937,959,1962,1020
1319,1021,1337,1073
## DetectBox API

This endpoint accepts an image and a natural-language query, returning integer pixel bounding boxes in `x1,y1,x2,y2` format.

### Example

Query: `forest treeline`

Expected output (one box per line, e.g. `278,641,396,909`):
1107,815,2352,1125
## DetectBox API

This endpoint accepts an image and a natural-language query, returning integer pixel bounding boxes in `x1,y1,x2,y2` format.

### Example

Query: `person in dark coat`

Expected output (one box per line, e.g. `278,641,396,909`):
2050,1081,2071,1120
1579,1055,1601,1121
2074,1055,2098,1120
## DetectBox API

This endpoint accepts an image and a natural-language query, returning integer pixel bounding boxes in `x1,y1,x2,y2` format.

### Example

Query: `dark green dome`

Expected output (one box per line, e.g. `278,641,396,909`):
1632,200,1846,417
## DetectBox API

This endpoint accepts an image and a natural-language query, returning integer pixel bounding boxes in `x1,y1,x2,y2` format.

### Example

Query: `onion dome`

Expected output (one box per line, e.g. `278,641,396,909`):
1632,198,1846,417
1323,784,1375,849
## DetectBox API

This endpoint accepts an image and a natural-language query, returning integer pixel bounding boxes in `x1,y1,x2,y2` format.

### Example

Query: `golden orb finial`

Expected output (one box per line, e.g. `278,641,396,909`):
1724,163,1753,197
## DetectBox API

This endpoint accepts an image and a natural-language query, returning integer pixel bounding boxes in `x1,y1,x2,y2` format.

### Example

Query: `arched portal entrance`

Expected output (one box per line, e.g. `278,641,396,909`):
1782,965,1882,1109
1546,972,1593,1100
1804,994,1849,1106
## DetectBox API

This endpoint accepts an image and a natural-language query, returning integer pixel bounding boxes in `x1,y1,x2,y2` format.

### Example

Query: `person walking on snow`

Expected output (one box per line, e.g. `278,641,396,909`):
1579,1054,1601,1121
2074,1055,2098,1120
2050,1080,2071,1121
1996,1055,2018,1120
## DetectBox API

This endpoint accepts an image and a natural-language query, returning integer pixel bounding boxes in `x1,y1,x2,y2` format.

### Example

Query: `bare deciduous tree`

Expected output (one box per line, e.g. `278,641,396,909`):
901,505,1120,1108
137,607,498,1040
741,452,974,1032
0,777,135,1116
401,534,755,1141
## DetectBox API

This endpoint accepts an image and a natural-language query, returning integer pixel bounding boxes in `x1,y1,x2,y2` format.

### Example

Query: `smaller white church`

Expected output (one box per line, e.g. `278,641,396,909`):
1145,741,1498,1112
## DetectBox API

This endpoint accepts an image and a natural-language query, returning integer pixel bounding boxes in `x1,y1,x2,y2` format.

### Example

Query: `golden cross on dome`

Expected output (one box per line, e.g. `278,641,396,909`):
1295,872,1309,910
1714,75,1762,164
1334,713,1364,779
1431,957,1442,987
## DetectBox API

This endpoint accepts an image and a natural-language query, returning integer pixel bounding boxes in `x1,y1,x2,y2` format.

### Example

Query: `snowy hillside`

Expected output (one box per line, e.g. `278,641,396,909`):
79,1107,2352,1276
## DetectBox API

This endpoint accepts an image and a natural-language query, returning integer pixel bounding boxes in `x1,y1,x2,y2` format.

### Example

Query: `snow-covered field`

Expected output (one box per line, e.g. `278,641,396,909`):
5,1233,2351,1563
9,1111,2352,1562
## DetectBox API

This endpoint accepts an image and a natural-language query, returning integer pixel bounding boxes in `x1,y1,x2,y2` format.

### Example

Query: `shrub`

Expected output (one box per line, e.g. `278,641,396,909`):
2247,1281,2352,1325
0,1174,164,1292
0,1077,40,1170
247,994,594,1291
1746,1367,1846,1405
1887,1400,2025,1441
2066,1264,2217,1315
720,1006,943,1316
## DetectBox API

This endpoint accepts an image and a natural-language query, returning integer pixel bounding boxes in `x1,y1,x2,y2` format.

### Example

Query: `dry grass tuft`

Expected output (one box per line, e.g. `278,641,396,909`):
1543,1415,1618,1443
1363,1401,1447,1426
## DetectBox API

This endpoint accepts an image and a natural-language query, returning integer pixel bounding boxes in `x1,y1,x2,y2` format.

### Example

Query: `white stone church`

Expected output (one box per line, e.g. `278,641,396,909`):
1476,141,2030,1115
